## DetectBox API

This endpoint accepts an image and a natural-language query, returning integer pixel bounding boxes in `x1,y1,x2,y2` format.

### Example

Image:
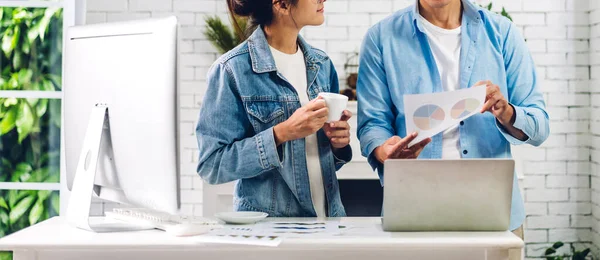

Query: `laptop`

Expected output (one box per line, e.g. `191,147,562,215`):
382,159,514,232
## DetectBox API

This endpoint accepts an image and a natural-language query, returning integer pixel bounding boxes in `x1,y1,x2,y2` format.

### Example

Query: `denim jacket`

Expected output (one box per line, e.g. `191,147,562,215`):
196,27,352,217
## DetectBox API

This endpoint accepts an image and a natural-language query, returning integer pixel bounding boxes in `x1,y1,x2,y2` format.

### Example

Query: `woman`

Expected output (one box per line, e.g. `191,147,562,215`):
195,0,353,217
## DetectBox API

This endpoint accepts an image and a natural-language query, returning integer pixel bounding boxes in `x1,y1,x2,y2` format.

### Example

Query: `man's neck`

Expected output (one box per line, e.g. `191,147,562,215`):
418,0,462,29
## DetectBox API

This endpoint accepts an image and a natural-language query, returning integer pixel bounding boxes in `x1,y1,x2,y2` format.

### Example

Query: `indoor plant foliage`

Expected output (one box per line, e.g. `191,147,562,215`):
544,242,592,260
204,15,248,54
0,6,62,246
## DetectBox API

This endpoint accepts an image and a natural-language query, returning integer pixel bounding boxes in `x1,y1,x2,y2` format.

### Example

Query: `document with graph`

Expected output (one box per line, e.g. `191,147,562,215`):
403,85,486,147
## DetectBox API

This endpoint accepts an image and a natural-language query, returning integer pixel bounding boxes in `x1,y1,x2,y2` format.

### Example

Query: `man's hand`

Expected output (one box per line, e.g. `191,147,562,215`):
478,80,514,126
373,133,431,163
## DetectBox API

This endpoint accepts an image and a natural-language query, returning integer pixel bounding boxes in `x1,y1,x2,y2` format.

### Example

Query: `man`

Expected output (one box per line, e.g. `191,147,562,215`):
356,0,549,237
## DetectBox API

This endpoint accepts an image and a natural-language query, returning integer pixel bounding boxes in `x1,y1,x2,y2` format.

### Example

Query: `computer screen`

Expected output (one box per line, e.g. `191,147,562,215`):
64,17,180,215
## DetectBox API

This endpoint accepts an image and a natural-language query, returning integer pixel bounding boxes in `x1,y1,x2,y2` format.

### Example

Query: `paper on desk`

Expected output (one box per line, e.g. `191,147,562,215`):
403,85,486,147
196,220,341,246
254,220,341,238
196,234,283,247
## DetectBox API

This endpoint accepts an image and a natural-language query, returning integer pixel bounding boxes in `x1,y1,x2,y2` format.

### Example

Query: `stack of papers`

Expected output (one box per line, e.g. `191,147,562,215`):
195,220,341,247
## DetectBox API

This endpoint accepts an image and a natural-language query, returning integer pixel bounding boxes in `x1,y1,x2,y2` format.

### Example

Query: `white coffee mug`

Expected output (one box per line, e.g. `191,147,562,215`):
318,92,348,123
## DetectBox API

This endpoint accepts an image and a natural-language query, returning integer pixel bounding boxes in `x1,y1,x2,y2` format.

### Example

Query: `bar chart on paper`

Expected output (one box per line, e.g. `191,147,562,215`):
413,104,445,131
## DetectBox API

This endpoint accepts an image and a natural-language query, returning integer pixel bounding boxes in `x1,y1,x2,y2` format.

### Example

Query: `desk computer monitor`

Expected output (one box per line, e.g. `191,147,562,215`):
63,17,180,232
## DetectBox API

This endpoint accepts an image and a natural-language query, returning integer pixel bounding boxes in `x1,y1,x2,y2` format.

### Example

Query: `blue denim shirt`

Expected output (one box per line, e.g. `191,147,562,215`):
357,0,549,230
196,27,351,217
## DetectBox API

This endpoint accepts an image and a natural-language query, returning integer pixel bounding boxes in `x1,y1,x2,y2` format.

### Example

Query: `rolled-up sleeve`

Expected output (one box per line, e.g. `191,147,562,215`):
498,23,550,146
196,62,282,185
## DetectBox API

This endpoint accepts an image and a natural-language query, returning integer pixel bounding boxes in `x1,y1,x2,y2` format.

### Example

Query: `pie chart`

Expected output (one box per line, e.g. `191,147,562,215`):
451,98,480,119
413,104,445,131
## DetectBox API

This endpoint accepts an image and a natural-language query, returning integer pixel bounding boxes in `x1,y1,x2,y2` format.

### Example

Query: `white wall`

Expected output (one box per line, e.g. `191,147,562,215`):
84,0,596,258
590,0,600,257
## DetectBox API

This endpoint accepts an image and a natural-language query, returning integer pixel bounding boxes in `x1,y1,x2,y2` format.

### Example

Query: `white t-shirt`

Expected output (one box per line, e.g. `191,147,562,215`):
419,15,462,159
269,45,326,217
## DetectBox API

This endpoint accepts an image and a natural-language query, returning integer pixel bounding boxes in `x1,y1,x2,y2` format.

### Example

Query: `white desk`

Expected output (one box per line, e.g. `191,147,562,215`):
0,217,523,260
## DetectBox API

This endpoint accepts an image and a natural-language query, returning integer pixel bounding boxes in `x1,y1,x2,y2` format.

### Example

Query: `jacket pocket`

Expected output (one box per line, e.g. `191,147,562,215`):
244,101,285,133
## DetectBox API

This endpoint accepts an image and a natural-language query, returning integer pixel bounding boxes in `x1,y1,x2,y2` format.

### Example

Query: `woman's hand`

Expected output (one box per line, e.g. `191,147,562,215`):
324,110,352,149
273,98,328,145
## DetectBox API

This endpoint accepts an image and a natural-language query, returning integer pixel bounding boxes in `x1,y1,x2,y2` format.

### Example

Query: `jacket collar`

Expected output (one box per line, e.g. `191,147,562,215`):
247,26,328,74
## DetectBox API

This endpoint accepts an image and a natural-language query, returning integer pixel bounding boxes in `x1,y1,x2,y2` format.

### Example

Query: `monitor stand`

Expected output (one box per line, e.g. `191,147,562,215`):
66,104,154,232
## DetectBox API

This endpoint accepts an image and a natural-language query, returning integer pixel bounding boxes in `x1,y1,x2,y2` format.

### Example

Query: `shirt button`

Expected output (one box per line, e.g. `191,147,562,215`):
460,121,464,126
463,150,468,155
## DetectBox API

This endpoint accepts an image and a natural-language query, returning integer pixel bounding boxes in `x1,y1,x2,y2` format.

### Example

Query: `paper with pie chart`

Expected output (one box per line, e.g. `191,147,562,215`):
403,85,486,147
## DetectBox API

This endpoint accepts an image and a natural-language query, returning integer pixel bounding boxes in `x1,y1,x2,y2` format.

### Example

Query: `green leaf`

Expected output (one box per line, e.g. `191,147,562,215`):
581,248,590,257
41,79,54,91
11,162,32,182
48,99,61,127
552,242,564,249
36,98,48,117
29,169,46,182
37,190,51,202
0,251,12,260
17,69,33,85
15,100,34,143
38,8,59,42
13,50,23,69
0,106,17,134
11,25,19,53
28,200,43,225
7,190,17,208
0,209,9,226
545,248,557,256
27,20,40,42
44,172,59,183
46,74,61,88
9,195,35,225
204,15,238,54
50,192,59,214
13,9,28,20
15,162,32,172
8,190,33,208
3,97,17,107
22,35,30,54
1,28,14,57
0,197,8,210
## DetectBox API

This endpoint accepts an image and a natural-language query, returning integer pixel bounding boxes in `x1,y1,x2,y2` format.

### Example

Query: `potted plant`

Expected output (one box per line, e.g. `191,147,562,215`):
204,15,248,54
544,242,592,260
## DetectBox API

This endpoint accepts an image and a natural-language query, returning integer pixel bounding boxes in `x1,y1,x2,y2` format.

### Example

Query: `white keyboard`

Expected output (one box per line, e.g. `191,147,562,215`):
105,208,221,236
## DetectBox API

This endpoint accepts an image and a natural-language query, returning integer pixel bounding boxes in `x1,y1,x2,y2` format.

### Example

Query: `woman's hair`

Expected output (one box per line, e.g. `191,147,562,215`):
226,0,299,40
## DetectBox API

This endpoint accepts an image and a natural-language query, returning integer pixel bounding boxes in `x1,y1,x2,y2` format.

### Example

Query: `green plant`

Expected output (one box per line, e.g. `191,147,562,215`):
0,7,63,239
204,15,248,54
480,2,513,21
0,251,11,260
544,242,592,260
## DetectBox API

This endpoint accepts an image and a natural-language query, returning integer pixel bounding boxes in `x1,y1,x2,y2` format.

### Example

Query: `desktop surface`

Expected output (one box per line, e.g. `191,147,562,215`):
0,217,522,249
0,217,524,260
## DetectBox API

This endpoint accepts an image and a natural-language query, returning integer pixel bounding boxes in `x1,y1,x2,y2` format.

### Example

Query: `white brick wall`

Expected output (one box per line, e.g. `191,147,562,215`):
85,0,598,258
591,0,600,257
